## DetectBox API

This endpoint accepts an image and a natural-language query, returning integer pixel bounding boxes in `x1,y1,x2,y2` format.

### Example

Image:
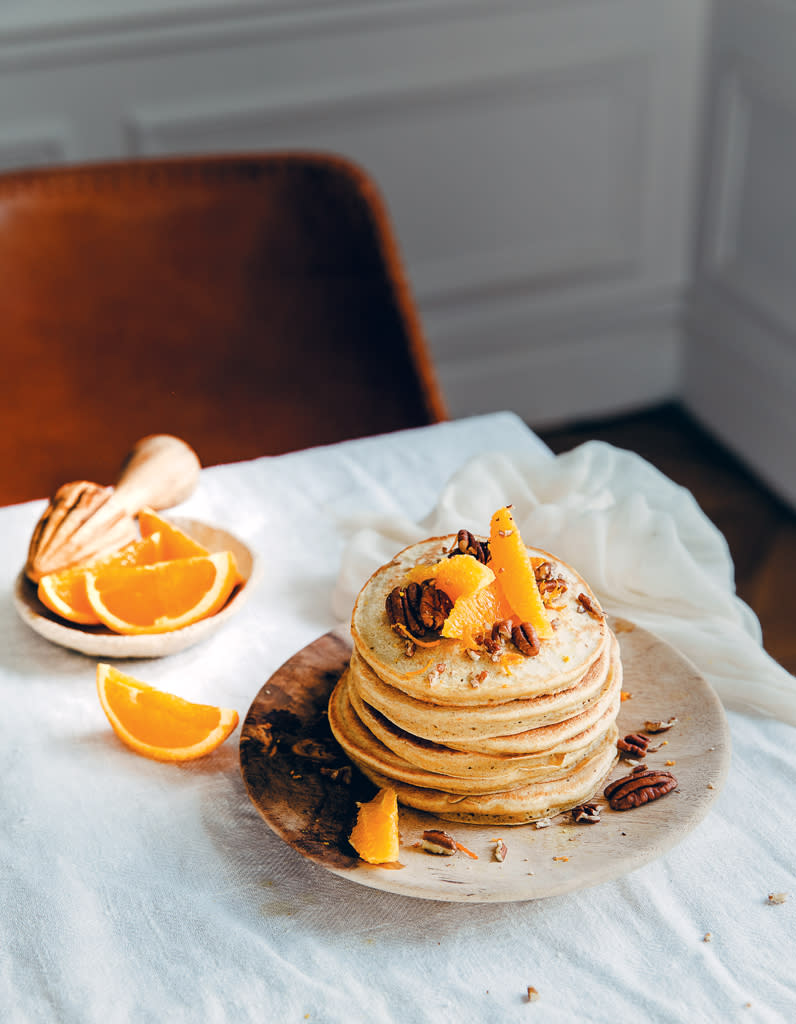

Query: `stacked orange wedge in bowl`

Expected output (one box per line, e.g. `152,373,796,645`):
36,509,242,634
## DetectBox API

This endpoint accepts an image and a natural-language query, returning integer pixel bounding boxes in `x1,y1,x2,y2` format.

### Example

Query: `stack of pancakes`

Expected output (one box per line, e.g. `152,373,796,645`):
329,535,620,824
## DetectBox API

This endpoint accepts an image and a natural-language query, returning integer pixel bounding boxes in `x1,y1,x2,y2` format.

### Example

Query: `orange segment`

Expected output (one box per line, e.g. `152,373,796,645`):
406,554,494,601
138,507,209,559
84,551,241,634
489,506,552,639
37,533,165,624
348,787,400,864
440,581,513,643
96,663,238,761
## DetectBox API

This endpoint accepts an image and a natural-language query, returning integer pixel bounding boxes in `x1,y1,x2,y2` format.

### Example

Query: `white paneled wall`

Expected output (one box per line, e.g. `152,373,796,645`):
685,0,796,508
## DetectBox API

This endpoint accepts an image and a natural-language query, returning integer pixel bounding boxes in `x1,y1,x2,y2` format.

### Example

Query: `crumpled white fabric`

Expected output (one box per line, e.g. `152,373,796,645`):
333,440,795,725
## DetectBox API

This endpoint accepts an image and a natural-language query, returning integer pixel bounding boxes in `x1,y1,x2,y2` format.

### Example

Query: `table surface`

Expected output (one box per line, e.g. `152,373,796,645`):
2,412,794,1024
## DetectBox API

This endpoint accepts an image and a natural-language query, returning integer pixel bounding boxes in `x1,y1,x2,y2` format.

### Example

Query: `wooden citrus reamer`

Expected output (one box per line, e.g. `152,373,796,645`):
25,434,201,582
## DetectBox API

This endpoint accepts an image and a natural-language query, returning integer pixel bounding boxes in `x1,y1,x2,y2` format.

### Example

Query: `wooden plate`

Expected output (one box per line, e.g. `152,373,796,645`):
13,517,260,658
239,618,731,903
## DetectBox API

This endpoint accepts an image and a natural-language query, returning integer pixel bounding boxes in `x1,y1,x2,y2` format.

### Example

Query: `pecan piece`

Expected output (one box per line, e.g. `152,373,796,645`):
420,829,457,855
386,580,451,640
448,529,490,564
576,592,603,619
512,622,541,657
617,733,650,758
418,581,453,631
644,716,678,733
604,767,678,810
571,802,601,824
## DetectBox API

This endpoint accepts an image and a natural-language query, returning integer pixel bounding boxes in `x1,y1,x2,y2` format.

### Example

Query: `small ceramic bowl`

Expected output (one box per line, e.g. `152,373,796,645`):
13,517,260,658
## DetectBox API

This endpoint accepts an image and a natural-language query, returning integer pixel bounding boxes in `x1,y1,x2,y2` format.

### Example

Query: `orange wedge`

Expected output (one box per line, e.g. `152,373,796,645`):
489,506,552,639
406,554,494,601
348,787,400,864
138,508,209,559
96,663,238,761
440,580,514,643
84,551,241,634
37,533,166,624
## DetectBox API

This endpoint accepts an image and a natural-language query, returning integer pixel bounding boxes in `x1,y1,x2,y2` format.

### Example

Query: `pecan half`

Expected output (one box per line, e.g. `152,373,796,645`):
617,733,650,758
420,829,457,855
386,580,451,640
512,622,541,657
604,767,678,810
448,529,490,564
418,582,453,631
571,802,601,824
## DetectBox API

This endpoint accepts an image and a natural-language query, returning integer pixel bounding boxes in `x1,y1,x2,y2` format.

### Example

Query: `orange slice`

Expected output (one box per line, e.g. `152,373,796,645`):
440,581,514,643
84,551,241,634
348,787,400,864
489,506,552,639
138,508,209,559
406,554,494,601
96,663,238,761
37,533,165,624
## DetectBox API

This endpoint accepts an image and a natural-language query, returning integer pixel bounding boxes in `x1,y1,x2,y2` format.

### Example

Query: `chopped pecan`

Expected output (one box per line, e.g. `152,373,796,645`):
512,622,541,657
571,802,601,824
617,733,650,758
386,580,451,640
493,839,508,862
492,618,514,643
577,592,603,619
420,829,457,855
538,576,568,605
604,767,678,810
448,529,490,564
644,716,678,733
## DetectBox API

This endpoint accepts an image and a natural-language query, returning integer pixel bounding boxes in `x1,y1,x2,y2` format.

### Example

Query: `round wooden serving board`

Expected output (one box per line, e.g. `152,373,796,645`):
240,618,730,903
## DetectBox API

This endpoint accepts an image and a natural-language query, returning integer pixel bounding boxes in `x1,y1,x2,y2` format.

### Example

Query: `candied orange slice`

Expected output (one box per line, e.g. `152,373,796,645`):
138,508,209,559
441,581,513,643
489,506,552,639
96,663,238,761
84,551,241,634
348,787,400,864
37,533,166,624
406,554,494,601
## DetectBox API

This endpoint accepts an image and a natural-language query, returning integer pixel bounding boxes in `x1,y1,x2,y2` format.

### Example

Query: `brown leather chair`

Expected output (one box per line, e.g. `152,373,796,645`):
0,152,447,506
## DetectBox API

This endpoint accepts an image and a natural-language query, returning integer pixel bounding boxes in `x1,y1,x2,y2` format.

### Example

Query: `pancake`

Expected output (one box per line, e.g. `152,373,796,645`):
351,537,607,706
331,522,622,824
329,670,617,796
350,666,621,776
349,633,616,743
357,725,619,825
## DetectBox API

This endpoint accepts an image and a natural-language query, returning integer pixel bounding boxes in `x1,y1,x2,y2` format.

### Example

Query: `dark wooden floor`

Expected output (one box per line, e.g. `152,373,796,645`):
537,403,796,677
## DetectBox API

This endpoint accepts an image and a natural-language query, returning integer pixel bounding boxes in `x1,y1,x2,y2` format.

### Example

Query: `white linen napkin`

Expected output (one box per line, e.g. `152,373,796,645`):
332,440,796,725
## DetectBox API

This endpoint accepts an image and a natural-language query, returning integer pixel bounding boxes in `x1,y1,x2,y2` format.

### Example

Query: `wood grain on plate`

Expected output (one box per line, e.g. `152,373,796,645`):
13,517,259,658
239,617,731,903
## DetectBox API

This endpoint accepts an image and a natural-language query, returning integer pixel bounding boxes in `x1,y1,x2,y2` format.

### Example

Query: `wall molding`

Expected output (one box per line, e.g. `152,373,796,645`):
0,125,70,172
0,0,551,72
428,285,684,428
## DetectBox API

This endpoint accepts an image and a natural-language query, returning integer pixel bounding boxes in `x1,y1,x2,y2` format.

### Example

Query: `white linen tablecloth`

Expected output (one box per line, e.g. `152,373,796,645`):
1,412,794,1024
